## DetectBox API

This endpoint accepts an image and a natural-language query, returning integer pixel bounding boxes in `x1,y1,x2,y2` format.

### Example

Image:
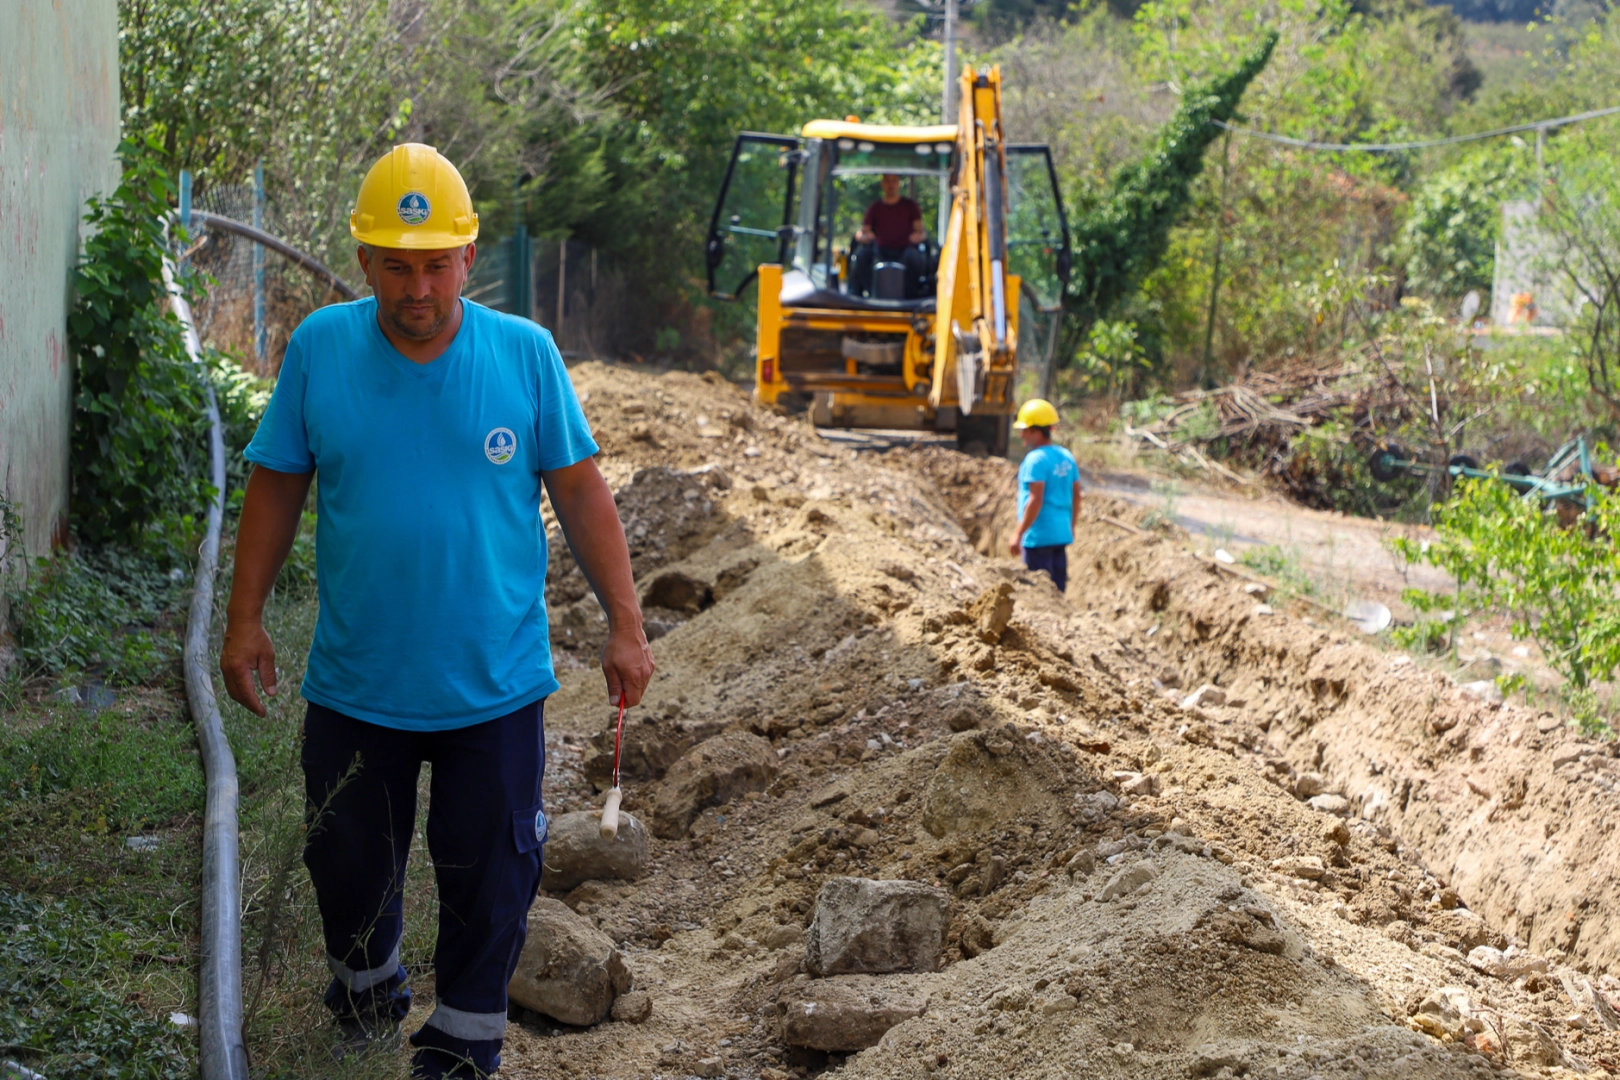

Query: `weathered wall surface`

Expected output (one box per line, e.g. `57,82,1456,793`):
0,0,121,557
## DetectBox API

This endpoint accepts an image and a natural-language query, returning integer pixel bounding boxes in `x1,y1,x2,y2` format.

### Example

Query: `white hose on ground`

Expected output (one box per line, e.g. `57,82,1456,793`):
161,250,250,1080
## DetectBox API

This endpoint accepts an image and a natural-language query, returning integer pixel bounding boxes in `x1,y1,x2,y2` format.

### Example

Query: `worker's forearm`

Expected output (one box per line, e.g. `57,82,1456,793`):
226,466,314,623
1016,494,1044,540
547,464,643,630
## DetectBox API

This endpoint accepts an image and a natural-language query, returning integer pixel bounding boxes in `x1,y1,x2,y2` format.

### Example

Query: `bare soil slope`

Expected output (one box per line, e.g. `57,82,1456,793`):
495,363,1620,1080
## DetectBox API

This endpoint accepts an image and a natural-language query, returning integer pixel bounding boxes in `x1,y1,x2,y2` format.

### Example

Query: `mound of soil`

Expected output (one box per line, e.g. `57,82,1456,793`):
492,362,1619,1080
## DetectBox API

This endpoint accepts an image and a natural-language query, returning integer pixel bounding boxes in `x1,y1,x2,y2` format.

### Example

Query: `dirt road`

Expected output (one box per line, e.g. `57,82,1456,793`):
482,363,1620,1079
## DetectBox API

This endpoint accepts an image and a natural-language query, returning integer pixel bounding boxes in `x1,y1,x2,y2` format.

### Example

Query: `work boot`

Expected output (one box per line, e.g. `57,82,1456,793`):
410,1046,490,1079
331,1012,402,1062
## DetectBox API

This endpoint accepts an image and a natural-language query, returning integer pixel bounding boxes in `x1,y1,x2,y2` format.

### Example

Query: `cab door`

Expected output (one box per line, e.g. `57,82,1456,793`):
705,133,803,300
1005,144,1071,312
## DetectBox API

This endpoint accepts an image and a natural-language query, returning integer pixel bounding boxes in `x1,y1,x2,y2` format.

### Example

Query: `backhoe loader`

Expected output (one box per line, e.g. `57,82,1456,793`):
704,66,1070,455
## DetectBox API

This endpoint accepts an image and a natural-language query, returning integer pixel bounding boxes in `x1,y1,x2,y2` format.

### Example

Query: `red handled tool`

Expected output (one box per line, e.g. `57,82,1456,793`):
599,695,627,838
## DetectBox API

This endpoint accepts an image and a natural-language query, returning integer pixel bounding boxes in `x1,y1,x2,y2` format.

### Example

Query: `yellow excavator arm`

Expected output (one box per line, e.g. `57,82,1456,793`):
929,65,1016,417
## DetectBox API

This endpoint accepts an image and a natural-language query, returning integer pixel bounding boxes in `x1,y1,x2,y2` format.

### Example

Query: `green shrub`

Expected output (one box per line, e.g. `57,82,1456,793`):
1392,477,1620,701
6,546,186,686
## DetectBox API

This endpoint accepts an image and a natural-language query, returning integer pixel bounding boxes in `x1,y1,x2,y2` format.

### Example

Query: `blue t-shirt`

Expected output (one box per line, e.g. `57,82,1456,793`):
1017,443,1079,549
245,298,598,731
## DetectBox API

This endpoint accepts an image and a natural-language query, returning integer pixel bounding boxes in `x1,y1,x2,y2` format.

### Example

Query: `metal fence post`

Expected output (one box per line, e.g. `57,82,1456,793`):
512,224,532,321
253,162,266,368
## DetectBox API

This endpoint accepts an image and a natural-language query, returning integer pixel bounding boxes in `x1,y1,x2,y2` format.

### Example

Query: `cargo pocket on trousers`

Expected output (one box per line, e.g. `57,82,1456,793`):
495,803,547,922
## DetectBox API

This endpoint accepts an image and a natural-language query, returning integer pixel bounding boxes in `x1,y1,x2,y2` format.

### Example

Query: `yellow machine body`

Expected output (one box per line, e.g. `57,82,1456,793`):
704,67,1070,453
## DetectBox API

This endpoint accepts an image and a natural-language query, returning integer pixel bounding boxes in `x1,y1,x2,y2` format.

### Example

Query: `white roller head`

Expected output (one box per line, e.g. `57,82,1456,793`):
599,786,623,839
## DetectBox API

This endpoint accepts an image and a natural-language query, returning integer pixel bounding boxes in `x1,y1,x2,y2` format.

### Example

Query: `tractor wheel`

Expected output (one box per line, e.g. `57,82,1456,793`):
1368,442,1410,483
1504,460,1533,479
1448,453,1481,473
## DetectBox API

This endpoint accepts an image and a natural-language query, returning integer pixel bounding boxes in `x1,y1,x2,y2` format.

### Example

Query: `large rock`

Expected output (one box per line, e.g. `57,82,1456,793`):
541,810,651,893
582,716,725,791
777,977,927,1051
650,731,777,839
508,898,632,1026
804,877,948,976
920,731,1064,838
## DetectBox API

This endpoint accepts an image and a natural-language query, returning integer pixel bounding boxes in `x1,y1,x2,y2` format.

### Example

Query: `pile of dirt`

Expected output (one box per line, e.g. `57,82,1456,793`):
489,362,1619,1080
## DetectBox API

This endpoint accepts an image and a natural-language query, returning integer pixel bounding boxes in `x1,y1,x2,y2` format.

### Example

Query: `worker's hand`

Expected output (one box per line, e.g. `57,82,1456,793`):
910,225,927,245
220,617,279,718
1007,533,1023,557
602,622,655,708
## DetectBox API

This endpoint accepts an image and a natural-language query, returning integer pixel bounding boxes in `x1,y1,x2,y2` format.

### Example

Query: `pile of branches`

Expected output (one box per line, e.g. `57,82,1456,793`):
1122,352,1420,504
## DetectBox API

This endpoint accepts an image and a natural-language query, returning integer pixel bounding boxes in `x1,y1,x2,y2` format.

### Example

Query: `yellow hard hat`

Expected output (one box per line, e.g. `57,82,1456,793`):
1014,398,1060,429
349,143,479,249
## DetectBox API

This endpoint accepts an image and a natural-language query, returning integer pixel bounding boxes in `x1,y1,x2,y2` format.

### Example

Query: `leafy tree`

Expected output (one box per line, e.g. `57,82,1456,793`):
1400,150,1527,303
1061,31,1276,365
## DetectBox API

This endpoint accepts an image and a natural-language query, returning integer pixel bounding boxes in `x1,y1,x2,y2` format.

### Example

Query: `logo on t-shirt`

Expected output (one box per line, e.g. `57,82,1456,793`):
484,427,516,465
397,192,431,226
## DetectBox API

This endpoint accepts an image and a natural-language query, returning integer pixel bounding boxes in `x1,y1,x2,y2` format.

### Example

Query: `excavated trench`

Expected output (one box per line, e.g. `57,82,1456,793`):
490,363,1620,1080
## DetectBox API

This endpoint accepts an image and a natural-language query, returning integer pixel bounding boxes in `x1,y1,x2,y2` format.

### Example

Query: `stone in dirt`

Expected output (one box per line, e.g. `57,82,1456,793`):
764,924,805,950
610,990,652,1023
1410,986,1472,1041
508,898,632,1026
1307,793,1350,816
540,810,650,893
1271,855,1326,880
1291,772,1329,799
804,877,949,976
921,731,1062,837
966,582,1015,643
1180,684,1226,710
1459,678,1503,703
1099,861,1158,901
1504,1016,1559,1065
777,977,927,1051
649,730,777,838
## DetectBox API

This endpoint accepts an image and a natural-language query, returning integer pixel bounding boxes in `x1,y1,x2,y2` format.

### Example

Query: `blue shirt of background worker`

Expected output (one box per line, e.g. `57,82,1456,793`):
1009,399,1081,593
1017,442,1080,548
244,296,598,731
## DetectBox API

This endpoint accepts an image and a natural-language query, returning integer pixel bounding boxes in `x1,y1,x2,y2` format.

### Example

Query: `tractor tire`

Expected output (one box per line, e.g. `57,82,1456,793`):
1448,453,1481,473
1368,442,1410,483
1504,460,1533,480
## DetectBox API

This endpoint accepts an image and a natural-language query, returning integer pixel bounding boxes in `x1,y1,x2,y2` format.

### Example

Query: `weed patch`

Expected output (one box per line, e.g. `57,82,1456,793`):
0,892,193,1079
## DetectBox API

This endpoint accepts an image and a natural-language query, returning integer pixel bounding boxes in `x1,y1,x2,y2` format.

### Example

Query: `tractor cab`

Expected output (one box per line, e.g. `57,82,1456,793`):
706,120,1069,316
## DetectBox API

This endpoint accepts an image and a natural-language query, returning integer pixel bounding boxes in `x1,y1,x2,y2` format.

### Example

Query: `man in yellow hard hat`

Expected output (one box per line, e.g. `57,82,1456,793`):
219,143,655,1078
1007,398,1080,592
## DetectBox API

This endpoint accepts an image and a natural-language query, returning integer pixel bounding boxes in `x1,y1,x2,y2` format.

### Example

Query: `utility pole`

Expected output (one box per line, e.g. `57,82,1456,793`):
916,0,974,124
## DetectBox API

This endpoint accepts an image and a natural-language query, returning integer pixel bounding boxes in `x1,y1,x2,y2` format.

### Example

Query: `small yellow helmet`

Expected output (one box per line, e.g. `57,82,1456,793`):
1014,398,1060,429
350,143,479,249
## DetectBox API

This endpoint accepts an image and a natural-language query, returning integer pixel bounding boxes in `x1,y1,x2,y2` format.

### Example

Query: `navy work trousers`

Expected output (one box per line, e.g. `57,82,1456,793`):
302,699,547,1077
1022,544,1069,593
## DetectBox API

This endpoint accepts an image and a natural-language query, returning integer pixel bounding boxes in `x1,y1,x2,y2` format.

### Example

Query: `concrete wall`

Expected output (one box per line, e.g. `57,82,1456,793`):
0,0,121,558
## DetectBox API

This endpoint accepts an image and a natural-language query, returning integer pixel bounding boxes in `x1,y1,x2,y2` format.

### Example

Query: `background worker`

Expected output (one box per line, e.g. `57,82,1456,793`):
219,143,654,1080
849,172,929,298
1008,398,1080,592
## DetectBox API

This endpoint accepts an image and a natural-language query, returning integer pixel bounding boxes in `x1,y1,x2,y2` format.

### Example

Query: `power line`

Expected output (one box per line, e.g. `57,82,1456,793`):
1213,103,1620,153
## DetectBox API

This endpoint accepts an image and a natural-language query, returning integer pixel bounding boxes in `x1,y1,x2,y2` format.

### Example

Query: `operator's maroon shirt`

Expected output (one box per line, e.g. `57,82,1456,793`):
864,197,921,248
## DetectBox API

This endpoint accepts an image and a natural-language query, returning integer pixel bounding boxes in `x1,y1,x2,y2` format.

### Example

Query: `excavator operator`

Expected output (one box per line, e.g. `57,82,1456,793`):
849,172,929,299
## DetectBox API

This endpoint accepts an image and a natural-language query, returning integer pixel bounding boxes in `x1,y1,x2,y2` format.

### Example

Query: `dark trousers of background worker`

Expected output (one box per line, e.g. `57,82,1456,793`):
1023,545,1068,593
302,699,546,1079
849,242,929,299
